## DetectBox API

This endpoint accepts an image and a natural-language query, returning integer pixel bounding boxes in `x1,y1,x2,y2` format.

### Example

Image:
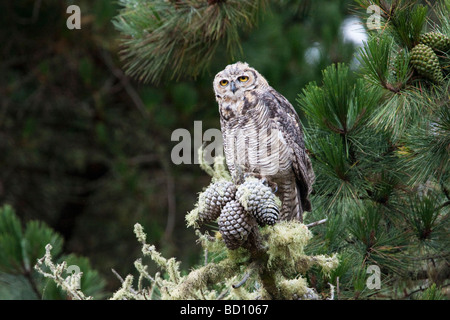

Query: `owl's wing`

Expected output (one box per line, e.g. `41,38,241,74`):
263,88,315,212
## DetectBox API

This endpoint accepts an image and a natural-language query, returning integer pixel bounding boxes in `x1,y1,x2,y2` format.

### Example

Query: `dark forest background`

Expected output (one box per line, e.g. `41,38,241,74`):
1,0,370,293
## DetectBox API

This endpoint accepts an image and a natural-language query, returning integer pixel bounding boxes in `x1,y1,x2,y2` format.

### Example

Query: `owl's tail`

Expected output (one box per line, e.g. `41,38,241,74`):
297,178,312,219
293,183,304,222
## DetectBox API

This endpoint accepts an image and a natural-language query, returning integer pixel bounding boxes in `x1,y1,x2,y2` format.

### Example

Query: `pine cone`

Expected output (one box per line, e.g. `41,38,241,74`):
236,178,279,226
218,200,255,249
410,44,444,83
419,32,450,52
198,180,236,224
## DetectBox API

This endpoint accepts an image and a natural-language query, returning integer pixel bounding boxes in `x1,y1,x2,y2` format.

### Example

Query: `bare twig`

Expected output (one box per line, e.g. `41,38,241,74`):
217,288,230,300
232,272,251,289
112,267,140,296
162,162,177,241
111,268,125,283
100,50,148,117
398,281,450,299
204,248,208,266
306,218,327,228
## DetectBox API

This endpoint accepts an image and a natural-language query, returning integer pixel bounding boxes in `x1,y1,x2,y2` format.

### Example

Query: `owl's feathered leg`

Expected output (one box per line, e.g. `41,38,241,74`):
275,177,303,222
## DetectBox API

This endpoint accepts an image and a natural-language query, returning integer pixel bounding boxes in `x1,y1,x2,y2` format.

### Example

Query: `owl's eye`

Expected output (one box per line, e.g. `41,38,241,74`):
220,80,229,86
238,76,249,82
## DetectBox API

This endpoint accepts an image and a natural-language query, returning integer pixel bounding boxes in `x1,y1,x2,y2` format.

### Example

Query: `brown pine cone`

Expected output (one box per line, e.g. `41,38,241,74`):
236,178,280,226
218,200,255,249
253,202,279,226
197,180,236,224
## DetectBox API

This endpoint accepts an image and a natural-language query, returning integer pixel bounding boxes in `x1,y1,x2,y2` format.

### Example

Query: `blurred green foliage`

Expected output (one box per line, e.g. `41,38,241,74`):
0,205,105,299
0,0,357,295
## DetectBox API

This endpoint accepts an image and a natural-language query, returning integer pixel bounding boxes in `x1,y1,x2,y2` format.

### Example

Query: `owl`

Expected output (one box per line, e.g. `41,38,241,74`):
213,62,315,222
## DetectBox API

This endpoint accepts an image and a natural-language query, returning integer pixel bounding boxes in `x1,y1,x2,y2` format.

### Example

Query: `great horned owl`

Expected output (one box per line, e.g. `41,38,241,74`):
213,62,315,222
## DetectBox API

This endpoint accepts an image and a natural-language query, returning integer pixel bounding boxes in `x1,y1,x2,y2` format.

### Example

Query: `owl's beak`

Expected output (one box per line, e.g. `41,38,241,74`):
230,81,237,94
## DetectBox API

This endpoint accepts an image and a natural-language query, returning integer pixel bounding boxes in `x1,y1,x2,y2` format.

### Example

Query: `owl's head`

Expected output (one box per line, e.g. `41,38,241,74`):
213,62,268,101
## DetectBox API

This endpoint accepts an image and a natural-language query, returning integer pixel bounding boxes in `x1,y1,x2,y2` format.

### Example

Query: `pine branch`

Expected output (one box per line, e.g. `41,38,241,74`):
305,218,328,228
113,0,266,83
232,266,252,288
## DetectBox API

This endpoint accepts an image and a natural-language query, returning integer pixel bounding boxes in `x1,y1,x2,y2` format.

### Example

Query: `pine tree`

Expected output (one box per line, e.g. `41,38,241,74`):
299,0,450,299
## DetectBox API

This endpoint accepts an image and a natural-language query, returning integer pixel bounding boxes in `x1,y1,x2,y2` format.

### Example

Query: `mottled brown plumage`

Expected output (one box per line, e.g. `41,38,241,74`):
213,62,315,221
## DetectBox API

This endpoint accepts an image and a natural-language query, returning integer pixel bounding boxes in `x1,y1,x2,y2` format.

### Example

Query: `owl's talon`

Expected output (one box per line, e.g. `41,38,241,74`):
260,178,268,186
243,173,252,180
271,182,278,193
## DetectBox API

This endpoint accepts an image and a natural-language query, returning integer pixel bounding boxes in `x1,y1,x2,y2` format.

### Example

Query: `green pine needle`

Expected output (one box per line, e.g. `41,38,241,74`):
113,0,266,83
357,34,393,88
389,1,428,49
400,90,450,184
298,63,382,135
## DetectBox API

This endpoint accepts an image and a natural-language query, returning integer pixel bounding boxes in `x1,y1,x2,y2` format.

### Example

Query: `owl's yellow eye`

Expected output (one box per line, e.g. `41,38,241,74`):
220,79,229,86
238,76,249,82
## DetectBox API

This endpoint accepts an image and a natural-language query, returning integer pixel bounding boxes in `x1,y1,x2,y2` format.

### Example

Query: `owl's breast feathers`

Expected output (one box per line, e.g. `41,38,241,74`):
220,88,315,214
218,91,258,121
